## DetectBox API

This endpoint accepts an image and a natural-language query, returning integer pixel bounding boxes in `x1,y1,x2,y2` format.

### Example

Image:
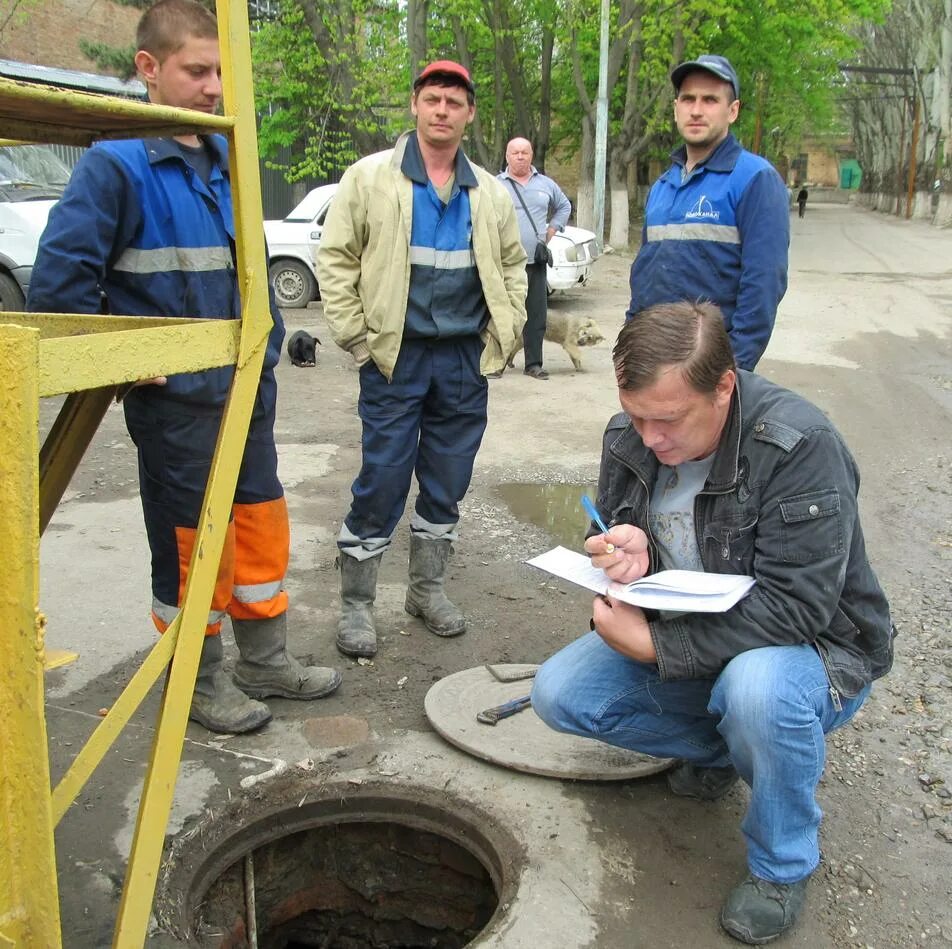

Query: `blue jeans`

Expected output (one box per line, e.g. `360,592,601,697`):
532,633,871,883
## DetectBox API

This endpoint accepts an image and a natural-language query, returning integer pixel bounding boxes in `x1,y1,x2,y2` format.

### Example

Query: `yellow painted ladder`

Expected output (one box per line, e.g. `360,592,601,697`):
0,3,273,944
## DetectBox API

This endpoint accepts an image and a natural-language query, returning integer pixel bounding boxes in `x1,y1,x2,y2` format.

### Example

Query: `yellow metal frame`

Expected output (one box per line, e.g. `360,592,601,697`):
0,3,274,944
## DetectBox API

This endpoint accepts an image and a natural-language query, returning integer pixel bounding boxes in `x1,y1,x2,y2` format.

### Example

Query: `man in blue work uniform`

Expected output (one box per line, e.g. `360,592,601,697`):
317,60,527,659
627,55,789,370
28,0,340,734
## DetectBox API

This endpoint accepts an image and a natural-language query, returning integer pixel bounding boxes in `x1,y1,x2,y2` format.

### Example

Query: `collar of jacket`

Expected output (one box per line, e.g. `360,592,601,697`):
396,130,479,188
669,132,741,175
609,368,748,492
142,134,230,173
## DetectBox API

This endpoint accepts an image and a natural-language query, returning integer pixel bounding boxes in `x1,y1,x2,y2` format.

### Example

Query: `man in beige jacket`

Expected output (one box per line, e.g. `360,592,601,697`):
317,60,527,659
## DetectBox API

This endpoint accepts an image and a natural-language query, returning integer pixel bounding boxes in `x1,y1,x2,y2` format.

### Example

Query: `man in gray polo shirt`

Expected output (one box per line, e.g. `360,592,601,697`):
497,137,571,380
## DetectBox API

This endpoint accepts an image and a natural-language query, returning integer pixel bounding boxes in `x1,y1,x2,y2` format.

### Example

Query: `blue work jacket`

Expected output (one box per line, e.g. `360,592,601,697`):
28,135,284,408
627,134,789,370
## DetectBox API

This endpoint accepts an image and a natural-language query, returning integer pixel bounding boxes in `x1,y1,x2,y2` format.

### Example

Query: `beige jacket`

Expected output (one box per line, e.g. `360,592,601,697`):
316,132,528,380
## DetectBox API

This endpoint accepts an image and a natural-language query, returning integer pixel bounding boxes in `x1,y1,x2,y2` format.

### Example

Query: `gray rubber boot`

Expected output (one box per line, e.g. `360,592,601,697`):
232,614,342,700
404,535,466,637
337,552,380,658
189,634,272,734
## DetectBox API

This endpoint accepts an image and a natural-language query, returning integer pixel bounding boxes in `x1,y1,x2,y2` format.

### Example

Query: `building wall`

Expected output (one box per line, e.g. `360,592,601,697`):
793,146,841,188
789,137,855,188
0,0,138,72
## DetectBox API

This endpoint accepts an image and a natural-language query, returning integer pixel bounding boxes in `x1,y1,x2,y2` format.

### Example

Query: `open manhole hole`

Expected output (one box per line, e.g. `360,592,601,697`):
156,779,523,948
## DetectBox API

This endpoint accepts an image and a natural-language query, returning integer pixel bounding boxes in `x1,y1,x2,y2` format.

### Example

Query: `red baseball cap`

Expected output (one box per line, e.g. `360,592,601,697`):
413,59,475,96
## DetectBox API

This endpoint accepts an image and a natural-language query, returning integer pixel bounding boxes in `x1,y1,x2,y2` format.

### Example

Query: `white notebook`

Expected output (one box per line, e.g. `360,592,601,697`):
527,546,755,613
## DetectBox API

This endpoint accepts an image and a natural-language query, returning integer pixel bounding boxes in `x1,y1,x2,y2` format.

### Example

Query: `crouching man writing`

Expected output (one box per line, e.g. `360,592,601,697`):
531,300,895,944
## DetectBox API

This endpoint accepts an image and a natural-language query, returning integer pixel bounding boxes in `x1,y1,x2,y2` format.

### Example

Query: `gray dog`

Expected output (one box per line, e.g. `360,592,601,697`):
508,311,605,371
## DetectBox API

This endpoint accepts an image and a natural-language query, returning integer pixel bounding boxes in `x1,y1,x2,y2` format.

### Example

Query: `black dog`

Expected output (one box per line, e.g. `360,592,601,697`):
287,330,321,367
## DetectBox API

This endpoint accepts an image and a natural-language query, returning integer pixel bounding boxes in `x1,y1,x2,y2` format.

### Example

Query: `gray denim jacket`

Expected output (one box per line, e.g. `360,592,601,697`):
595,370,895,702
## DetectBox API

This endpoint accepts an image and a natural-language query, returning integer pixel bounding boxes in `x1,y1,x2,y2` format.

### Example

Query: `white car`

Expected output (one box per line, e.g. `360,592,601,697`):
264,184,600,308
263,183,337,309
545,224,599,293
0,143,73,311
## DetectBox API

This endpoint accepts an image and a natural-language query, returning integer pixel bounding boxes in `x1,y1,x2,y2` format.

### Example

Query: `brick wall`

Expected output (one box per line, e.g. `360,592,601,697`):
0,0,139,72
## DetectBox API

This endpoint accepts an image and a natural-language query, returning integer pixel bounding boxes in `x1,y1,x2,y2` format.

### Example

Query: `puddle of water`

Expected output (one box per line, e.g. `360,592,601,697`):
496,481,594,550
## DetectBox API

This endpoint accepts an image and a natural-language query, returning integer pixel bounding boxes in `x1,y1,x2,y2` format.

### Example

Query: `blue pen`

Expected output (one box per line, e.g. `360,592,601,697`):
581,494,615,552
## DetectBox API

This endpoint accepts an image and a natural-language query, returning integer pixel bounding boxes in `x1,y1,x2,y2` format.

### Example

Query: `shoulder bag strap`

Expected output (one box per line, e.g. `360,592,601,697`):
507,178,544,240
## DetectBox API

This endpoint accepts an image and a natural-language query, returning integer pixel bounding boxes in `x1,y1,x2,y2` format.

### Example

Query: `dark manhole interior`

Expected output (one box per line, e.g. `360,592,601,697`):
195,819,499,948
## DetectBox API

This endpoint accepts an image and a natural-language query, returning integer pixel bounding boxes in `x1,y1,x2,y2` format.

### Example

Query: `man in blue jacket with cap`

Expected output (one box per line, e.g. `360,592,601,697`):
627,55,789,370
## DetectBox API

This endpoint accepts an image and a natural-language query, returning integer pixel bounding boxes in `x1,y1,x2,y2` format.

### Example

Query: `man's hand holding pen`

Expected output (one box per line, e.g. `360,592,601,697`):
584,524,657,663
584,523,650,584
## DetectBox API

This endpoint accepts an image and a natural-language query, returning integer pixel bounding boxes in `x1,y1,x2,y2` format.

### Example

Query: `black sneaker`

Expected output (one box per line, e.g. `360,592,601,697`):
720,874,810,944
667,760,739,801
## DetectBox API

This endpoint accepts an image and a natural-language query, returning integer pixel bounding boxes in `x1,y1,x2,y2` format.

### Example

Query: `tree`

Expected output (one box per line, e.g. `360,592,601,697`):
424,0,560,171
252,0,404,181
845,0,952,223
553,0,887,246
69,0,912,234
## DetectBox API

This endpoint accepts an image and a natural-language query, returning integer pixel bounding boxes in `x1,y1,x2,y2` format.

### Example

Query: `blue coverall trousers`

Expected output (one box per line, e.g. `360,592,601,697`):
122,381,287,633
338,335,488,557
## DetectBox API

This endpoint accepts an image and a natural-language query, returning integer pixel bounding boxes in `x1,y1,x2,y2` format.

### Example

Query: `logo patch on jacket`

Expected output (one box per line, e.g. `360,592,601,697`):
685,194,719,221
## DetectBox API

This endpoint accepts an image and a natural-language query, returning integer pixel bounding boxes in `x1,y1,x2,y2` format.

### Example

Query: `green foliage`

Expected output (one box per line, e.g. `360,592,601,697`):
545,0,887,174
705,0,884,159
60,0,891,190
252,0,405,182
79,40,137,79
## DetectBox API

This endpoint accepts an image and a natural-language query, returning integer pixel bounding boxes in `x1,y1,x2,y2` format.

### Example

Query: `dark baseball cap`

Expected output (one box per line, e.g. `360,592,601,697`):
671,55,740,101
413,60,475,96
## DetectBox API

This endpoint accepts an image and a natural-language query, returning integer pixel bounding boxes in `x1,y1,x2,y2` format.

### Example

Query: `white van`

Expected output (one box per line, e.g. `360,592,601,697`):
0,143,72,311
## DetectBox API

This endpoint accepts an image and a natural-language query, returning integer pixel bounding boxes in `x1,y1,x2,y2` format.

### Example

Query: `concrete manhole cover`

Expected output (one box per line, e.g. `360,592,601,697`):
425,664,673,780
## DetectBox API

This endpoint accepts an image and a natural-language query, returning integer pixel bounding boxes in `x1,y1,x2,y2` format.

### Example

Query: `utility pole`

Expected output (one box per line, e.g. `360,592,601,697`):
896,102,907,217
592,0,609,249
905,83,921,219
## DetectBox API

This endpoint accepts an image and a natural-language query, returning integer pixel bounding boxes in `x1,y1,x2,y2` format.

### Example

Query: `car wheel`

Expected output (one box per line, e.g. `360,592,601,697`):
268,259,316,309
0,272,25,312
